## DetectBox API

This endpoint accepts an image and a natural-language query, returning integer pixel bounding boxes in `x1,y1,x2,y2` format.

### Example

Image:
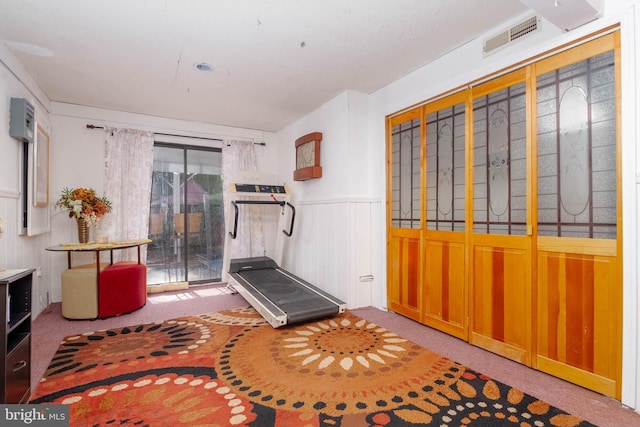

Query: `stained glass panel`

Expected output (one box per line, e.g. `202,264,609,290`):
536,50,616,239
473,82,527,235
426,102,466,231
391,118,421,228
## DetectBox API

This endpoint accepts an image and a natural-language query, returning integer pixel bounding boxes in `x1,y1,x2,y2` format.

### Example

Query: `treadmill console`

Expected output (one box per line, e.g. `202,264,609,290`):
235,184,288,194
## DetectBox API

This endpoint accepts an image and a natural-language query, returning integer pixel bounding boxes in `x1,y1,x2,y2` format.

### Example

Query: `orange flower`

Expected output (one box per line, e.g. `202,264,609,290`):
55,187,112,226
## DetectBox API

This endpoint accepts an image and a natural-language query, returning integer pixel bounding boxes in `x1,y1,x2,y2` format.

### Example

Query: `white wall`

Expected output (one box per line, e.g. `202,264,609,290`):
0,44,53,315
277,91,380,309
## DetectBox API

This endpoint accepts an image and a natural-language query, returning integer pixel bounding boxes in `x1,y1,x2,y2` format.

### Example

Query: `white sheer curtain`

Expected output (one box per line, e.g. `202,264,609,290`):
222,140,265,259
101,127,155,262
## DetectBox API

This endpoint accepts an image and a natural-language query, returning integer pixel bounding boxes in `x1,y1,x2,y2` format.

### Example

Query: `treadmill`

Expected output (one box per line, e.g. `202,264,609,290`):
222,177,346,328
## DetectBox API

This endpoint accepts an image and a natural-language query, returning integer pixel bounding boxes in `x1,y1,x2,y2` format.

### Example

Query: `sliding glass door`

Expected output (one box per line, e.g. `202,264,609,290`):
147,143,223,285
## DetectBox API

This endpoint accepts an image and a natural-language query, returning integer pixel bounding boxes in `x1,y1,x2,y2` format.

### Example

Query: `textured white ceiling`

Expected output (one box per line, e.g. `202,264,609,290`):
0,0,530,132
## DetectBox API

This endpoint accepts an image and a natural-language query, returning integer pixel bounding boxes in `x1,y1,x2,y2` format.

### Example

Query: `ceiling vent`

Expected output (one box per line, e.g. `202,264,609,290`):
483,15,541,57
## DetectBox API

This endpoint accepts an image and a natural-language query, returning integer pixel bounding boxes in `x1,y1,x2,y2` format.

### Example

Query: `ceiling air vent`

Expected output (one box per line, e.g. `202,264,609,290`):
483,15,540,57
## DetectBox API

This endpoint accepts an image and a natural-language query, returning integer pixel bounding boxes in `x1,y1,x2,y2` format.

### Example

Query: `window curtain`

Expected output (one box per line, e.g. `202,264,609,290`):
100,127,155,262
221,140,265,259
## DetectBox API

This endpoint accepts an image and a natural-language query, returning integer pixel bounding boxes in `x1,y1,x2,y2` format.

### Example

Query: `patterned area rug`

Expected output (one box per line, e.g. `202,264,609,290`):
31,308,595,426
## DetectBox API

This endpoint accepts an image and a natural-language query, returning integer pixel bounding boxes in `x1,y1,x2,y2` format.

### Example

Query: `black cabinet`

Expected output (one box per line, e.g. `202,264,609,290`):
0,269,33,403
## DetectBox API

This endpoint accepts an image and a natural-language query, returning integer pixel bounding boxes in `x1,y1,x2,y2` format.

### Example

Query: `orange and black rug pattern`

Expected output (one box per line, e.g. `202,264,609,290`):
31,308,595,426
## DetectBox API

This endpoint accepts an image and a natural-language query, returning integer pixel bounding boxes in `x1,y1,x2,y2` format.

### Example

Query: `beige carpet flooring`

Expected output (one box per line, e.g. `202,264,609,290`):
30,284,640,426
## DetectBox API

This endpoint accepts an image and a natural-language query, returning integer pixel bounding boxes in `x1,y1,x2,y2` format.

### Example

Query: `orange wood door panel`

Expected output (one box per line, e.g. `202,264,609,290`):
536,241,620,398
470,235,531,365
422,231,467,339
387,230,422,321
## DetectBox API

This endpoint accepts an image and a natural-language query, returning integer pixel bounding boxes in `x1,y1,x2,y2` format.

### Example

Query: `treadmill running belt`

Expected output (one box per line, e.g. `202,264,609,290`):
233,267,342,325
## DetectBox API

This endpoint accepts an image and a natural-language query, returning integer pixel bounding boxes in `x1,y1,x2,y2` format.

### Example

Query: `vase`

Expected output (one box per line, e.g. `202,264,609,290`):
77,217,90,243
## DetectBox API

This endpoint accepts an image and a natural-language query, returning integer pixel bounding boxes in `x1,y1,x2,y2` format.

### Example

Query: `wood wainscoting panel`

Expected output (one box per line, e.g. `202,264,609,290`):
470,234,532,365
536,242,621,398
387,229,422,321
422,231,467,339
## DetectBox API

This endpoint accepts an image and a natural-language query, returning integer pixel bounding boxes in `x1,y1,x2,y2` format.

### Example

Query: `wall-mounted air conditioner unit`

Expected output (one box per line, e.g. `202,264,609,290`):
518,0,603,32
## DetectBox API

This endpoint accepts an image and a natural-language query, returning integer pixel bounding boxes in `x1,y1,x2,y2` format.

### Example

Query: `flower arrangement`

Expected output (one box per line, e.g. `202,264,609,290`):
55,187,112,226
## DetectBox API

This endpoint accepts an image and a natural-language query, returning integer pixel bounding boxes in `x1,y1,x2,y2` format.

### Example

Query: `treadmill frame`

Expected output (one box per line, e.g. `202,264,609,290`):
222,174,346,327
227,257,346,328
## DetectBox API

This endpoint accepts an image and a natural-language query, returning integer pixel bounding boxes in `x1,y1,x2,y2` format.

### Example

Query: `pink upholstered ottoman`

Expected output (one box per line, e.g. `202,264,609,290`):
98,262,147,318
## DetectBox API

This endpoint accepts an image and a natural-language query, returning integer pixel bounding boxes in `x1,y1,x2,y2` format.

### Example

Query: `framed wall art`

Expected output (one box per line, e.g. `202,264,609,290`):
293,131,322,181
33,123,50,207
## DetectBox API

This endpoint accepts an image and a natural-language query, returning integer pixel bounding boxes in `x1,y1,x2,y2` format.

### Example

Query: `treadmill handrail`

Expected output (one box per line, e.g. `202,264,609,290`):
229,200,294,239
229,202,239,239
284,202,295,237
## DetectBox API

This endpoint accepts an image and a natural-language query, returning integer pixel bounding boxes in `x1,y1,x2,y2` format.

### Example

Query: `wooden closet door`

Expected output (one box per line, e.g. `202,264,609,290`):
469,70,533,365
387,109,424,321
533,33,622,399
422,93,469,339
